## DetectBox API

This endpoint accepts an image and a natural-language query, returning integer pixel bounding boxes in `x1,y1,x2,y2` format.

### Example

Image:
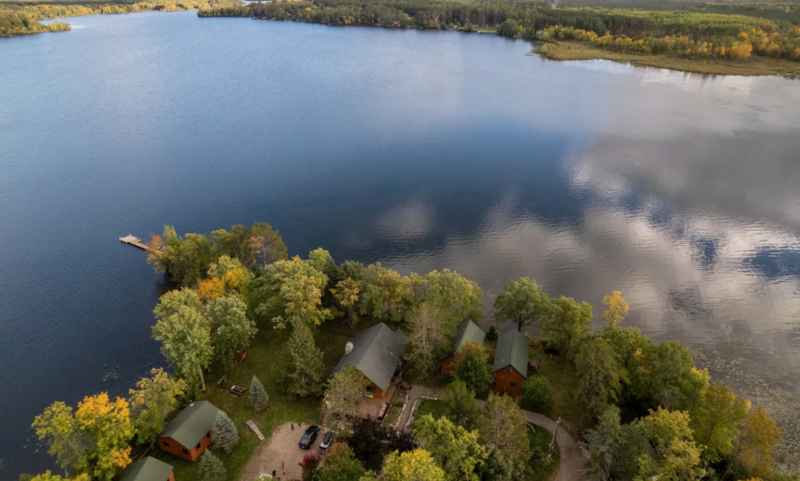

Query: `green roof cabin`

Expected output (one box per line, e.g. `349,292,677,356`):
441,320,486,376
330,322,408,419
492,329,529,396
120,457,174,481
157,400,218,462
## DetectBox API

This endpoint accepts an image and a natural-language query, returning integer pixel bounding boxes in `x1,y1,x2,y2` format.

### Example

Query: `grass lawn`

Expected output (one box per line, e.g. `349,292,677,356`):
527,423,560,481
528,340,584,433
149,311,382,481
534,40,800,76
415,399,446,421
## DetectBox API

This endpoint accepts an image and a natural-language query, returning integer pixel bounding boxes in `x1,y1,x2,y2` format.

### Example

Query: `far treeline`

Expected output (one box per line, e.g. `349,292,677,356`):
199,0,800,63
27,221,796,481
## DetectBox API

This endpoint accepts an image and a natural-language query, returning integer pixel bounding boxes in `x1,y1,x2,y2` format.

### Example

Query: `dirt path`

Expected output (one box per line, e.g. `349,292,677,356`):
238,422,323,481
402,385,586,481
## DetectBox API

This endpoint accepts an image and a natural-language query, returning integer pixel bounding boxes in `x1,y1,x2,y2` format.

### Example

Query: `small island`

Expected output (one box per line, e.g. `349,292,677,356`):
26,222,793,481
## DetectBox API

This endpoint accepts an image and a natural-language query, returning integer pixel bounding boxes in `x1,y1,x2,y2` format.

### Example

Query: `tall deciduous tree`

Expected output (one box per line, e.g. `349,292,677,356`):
326,365,367,430
198,450,227,481
414,415,488,481
630,341,709,411
256,256,332,329
207,255,252,297
689,383,749,463
205,295,257,374
211,410,239,453
128,368,186,446
31,402,90,475
452,342,492,397
574,337,627,417
317,443,366,481
251,221,288,267
494,277,550,331
421,269,483,327
286,322,325,397
74,393,134,481
441,380,479,430
539,296,592,359
147,226,217,287
405,303,450,377
477,394,530,466
153,288,203,321
152,305,213,393
733,407,783,478
332,278,361,329
602,291,629,327
380,449,446,481
359,263,407,322
30,473,89,481
631,408,703,481
249,375,269,412
309,248,340,294
583,405,623,481
211,224,258,268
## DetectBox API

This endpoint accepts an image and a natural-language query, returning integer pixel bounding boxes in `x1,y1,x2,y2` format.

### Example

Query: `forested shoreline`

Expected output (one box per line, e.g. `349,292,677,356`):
199,0,800,75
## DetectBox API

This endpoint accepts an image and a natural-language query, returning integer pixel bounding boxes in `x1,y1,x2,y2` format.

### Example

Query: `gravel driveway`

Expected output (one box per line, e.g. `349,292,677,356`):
238,422,325,481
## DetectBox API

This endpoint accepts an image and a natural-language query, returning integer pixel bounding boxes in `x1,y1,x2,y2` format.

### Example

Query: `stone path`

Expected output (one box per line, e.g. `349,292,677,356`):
400,385,586,481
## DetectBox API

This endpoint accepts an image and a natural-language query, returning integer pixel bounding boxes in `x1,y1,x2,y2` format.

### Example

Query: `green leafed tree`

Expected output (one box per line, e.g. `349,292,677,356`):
198,450,227,481
151,304,213,393
316,443,366,481
380,449,445,481
413,414,488,481
522,376,553,413
286,322,325,397
325,365,367,431
249,375,269,412
583,405,623,481
251,221,288,267
574,337,628,417
689,382,749,463
256,256,332,329
452,341,492,397
31,402,90,475
441,380,479,430
211,410,239,453
494,277,550,331
421,269,483,327
147,226,217,287
128,368,186,446
359,263,407,322
539,296,592,359
630,408,703,481
153,288,203,321
630,341,709,412
477,394,530,466
405,303,450,378
309,247,340,294
205,295,257,374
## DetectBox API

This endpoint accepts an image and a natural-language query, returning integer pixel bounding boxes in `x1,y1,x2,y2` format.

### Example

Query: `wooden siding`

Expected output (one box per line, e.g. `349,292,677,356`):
168,472,175,481
493,367,524,396
441,356,456,376
157,429,213,462
365,381,385,399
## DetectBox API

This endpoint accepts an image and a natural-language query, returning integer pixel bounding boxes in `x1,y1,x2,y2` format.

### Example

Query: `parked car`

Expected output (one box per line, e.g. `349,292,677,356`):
299,425,320,449
319,431,336,453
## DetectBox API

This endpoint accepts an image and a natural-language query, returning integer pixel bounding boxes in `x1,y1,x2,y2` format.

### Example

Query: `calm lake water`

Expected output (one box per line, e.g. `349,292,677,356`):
2,11,800,477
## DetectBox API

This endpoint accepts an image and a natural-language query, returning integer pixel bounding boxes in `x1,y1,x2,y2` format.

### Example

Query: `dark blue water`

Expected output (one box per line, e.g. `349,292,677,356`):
2,12,800,477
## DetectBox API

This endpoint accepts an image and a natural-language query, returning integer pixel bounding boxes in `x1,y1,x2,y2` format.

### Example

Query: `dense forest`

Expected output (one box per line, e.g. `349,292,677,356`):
199,0,800,62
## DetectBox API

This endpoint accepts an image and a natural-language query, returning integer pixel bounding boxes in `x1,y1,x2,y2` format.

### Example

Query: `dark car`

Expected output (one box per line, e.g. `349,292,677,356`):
319,431,336,453
299,425,320,449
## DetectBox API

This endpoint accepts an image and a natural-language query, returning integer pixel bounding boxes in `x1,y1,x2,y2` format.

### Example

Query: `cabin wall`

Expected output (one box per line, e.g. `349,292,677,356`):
365,381,385,399
441,356,456,376
157,429,213,462
493,367,524,396
168,472,176,481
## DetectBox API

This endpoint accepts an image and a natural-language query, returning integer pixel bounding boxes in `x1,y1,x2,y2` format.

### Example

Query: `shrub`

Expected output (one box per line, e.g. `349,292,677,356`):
523,376,553,413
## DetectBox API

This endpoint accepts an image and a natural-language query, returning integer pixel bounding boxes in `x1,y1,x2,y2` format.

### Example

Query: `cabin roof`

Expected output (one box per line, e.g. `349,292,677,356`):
331,323,408,391
159,400,218,448
120,457,173,481
451,320,486,355
493,329,529,378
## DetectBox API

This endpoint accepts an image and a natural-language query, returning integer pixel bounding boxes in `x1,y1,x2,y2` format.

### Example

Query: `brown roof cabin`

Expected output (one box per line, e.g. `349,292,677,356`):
441,320,486,376
120,456,174,481
492,330,529,396
157,400,218,462
330,323,408,420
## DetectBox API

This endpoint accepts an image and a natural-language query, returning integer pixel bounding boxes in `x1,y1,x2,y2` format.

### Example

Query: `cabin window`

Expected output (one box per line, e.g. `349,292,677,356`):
207,432,211,438
196,442,202,449
507,368,512,373
511,382,518,387
181,449,189,455
161,441,170,447
366,386,377,393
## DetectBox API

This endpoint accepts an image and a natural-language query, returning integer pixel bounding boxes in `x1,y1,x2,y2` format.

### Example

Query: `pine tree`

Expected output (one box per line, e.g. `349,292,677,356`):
198,450,227,481
211,410,239,453
249,375,269,412
287,322,324,397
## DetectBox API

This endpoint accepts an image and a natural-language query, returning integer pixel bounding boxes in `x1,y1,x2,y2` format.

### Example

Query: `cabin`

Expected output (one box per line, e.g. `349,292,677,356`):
441,320,486,376
157,400,218,462
330,323,408,419
492,329,529,396
120,457,175,481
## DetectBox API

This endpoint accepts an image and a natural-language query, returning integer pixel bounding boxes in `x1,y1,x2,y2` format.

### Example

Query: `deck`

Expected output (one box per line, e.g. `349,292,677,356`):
119,235,150,252
357,377,402,421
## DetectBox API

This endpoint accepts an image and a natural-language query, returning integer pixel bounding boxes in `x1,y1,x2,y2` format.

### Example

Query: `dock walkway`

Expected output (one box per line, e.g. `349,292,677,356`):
119,235,150,252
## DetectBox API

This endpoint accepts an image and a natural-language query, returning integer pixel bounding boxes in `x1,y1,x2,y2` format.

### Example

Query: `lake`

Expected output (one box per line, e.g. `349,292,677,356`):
2,11,800,477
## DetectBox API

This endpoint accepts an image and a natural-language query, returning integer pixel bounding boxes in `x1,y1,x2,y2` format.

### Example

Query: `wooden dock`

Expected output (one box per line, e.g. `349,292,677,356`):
119,235,150,252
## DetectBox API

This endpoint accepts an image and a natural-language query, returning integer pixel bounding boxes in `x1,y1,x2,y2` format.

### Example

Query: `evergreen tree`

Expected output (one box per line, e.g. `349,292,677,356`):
249,375,269,412
198,450,227,481
287,322,325,397
211,410,239,453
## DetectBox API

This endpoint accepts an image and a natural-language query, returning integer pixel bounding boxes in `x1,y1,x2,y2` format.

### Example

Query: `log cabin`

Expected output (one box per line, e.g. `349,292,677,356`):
330,323,408,419
441,320,486,376
492,329,529,396
120,456,175,481
157,400,218,462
